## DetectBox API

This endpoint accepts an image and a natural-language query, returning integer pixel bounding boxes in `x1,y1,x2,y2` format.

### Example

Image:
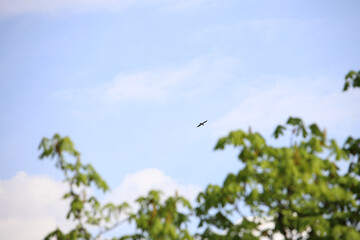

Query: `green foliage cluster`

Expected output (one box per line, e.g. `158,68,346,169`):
343,70,360,91
39,135,194,240
197,117,360,239
121,191,193,240
39,72,360,239
39,134,129,240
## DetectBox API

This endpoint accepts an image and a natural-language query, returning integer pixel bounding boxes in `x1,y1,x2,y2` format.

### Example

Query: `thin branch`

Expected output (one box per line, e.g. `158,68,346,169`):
95,217,130,239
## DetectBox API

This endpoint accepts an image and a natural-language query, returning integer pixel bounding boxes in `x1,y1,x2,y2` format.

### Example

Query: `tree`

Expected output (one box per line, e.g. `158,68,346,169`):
40,72,360,240
38,135,193,240
196,117,360,239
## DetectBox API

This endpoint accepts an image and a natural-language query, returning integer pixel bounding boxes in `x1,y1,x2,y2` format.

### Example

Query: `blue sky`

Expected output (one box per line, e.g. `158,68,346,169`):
0,0,360,239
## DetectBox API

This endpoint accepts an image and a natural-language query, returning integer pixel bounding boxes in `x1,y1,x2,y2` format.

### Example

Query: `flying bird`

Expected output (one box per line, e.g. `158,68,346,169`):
197,120,208,128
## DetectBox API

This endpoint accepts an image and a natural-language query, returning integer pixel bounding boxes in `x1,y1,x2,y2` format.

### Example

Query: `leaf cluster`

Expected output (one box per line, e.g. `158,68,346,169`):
121,190,193,240
343,69,360,91
39,134,129,240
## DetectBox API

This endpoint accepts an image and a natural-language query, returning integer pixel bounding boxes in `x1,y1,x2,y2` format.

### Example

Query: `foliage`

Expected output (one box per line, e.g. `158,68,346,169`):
39,134,130,240
40,73,360,240
120,190,193,240
197,118,360,239
38,135,193,240
343,69,360,91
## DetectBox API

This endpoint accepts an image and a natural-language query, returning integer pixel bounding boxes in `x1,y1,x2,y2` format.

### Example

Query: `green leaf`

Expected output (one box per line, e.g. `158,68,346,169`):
345,70,356,80
273,125,286,139
309,123,322,138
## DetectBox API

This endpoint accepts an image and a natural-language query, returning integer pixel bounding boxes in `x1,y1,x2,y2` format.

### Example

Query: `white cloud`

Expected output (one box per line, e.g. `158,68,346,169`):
105,168,201,204
163,0,219,11
0,0,214,18
211,76,360,139
56,56,242,106
104,68,190,103
0,171,72,240
192,18,329,44
0,169,201,240
236,18,325,40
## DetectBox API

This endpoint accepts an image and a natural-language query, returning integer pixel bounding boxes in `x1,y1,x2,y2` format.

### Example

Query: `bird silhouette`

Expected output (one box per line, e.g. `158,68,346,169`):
197,120,208,128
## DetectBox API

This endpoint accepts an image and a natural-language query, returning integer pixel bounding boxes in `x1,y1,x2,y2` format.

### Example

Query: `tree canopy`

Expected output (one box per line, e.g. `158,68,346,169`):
39,71,360,240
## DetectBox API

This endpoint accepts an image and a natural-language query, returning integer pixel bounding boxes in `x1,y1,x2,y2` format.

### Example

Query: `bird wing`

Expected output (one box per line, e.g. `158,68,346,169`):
197,120,207,127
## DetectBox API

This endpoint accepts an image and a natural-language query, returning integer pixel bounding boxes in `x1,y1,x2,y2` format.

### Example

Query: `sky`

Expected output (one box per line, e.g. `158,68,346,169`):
0,0,360,239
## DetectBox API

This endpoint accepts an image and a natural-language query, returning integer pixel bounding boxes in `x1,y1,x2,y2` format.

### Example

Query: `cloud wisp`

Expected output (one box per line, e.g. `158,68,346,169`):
0,0,215,18
190,17,332,46
211,76,360,139
55,56,242,106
